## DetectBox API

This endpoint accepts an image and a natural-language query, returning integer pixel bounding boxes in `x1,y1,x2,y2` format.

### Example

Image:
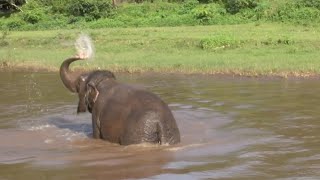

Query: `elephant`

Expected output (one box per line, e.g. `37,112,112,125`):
60,57,181,145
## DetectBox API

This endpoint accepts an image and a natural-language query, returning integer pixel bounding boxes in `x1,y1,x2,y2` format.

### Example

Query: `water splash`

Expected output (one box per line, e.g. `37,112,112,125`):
75,34,94,60
17,73,46,127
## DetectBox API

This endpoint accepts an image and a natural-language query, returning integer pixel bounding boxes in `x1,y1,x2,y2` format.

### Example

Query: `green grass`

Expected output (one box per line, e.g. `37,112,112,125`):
1,23,320,77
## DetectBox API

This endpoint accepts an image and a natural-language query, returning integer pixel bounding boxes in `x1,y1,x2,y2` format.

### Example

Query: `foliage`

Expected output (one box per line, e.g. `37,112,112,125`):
179,0,199,14
192,4,226,24
22,11,41,24
36,0,70,13
296,0,320,9
271,1,320,24
222,0,260,14
0,0,320,30
4,18,25,30
66,0,114,21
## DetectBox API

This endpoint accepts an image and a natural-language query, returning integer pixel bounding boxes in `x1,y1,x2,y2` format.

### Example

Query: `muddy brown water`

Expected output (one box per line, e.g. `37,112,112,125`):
0,72,319,180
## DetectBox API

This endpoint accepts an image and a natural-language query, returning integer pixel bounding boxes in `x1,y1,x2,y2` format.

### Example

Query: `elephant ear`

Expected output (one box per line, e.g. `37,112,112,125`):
85,82,100,110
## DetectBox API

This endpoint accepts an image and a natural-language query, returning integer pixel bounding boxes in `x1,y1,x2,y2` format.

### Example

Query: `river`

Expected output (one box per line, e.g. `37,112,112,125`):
0,72,319,179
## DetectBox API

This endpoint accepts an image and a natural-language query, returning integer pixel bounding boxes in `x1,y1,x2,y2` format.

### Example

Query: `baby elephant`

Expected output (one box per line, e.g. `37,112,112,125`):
60,57,180,145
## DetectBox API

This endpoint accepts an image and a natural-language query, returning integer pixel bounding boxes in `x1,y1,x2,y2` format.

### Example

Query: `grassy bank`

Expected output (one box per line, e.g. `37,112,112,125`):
1,23,320,77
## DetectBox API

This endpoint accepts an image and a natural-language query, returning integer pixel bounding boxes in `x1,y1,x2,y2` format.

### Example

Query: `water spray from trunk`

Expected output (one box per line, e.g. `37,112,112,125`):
75,34,94,60
59,34,95,93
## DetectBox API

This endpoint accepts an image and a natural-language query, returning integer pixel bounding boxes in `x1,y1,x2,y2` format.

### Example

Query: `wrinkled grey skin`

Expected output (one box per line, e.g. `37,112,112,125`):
60,57,180,145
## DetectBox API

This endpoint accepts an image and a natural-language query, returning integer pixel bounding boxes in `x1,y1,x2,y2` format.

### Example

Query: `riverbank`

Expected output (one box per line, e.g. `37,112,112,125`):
1,23,319,77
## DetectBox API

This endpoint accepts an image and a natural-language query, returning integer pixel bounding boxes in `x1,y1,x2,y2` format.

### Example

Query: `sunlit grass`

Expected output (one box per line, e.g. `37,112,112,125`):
1,23,320,77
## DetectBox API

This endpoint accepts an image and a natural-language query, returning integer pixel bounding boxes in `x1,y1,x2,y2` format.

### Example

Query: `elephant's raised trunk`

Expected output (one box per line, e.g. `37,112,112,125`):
60,57,82,93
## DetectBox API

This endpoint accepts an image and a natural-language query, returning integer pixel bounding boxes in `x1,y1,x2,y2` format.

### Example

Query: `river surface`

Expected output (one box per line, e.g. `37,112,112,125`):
0,72,319,180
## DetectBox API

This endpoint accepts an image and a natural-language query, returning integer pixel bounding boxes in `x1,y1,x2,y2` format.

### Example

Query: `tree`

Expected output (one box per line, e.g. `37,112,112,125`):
0,0,27,12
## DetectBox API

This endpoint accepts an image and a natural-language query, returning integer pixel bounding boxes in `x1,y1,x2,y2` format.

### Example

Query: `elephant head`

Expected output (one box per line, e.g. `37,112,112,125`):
83,70,116,113
60,57,115,114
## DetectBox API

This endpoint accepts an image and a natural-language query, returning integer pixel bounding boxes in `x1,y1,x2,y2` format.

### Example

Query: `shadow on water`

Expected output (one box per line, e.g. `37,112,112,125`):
0,72,319,179
47,116,92,136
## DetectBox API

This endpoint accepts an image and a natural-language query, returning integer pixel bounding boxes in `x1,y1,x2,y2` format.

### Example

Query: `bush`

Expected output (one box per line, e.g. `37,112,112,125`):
20,1,48,24
192,6,215,23
179,0,199,14
273,2,320,24
67,0,114,21
192,4,226,24
236,1,270,21
22,10,43,24
223,0,260,14
37,0,70,13
5,18,25,30
296,0,320,9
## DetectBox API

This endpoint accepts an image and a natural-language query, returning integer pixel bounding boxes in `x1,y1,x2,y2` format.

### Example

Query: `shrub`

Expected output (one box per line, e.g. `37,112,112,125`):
192,4,226,24
20,1,48,24
5,18,25,30
293,7,320,22
273,2,320,24
37,0,70,13
67,0,114,21
253,1,270,19
179,0,199,15
192,6,215,23
22,10,43,24
236,1,270,21
223,0,260,14
296,0,320,9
